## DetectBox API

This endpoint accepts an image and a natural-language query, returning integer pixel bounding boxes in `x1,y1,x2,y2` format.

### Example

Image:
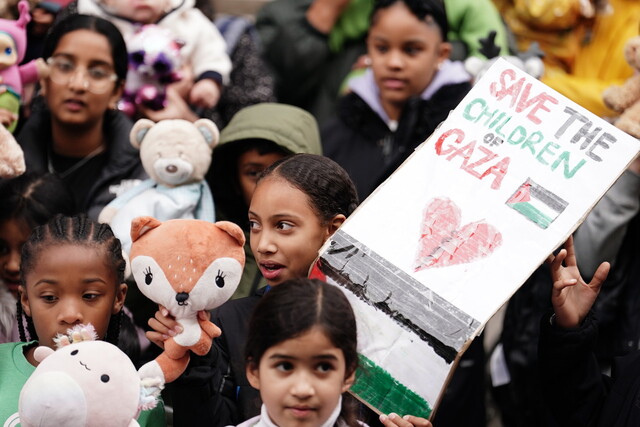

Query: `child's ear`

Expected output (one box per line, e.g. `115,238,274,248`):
326,214,347,236
342,370,356,393
246,362,261,390
19,286,31,317
112,282,128,315
438,41,452,63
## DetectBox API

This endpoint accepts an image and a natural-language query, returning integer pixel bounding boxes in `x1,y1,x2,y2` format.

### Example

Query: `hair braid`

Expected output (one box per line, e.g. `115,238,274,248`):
15,298,37,342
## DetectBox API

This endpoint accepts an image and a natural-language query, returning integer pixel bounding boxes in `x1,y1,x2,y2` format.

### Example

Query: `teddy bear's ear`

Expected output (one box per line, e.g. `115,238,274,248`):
130,119,156,150
193,119,220,149
130,216,163,242
215,221,246,247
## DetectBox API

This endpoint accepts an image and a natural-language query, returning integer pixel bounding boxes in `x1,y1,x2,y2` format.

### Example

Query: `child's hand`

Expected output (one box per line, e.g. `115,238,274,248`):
307,0,352,33
379,413,432,427
139,86,199,123
146,305,184,349
0,108,17,128
35,57,50,79
547,235,610,329
189,79,221,110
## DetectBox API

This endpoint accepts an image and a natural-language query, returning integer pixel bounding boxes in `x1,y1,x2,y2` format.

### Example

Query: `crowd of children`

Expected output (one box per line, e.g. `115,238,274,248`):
0,0,638,426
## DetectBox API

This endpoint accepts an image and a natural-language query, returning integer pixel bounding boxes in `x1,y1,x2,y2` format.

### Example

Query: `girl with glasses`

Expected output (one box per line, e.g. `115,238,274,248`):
15,14,147,220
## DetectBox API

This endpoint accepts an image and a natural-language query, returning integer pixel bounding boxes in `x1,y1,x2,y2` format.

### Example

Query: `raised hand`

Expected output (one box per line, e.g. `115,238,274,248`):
548,235,610,329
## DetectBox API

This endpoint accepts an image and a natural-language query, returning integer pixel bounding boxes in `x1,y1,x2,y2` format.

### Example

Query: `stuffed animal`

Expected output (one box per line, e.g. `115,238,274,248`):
0,0,48,132
19,324,162,427
118,24,184,117
130,217,245,383
0,118,24,177
99,118,219,255
602,36,640,139
464,31,545,84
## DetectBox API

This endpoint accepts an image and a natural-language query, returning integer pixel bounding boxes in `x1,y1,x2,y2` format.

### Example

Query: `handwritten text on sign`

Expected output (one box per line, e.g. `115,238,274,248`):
436,68,617,189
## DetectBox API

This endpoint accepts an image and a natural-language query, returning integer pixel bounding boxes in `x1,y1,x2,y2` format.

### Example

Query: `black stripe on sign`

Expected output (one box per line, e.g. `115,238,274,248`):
317,229,481,364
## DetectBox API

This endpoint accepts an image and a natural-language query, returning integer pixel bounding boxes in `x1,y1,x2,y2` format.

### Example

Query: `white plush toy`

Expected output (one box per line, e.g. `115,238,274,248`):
18,324,162,427
99,118,219,254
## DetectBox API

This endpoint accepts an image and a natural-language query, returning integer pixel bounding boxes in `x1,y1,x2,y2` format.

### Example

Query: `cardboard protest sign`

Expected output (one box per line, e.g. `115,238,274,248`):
310,58,640,419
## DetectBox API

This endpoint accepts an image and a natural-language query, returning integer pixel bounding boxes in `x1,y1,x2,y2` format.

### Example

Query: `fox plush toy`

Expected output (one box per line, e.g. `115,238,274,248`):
130,216,245,383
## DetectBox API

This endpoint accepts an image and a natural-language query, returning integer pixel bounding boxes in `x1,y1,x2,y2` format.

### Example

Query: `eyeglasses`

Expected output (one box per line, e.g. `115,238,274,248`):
46,56,118,94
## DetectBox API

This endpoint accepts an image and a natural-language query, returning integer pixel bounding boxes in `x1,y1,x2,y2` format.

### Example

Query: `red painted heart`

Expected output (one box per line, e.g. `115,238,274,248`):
414,197,502,271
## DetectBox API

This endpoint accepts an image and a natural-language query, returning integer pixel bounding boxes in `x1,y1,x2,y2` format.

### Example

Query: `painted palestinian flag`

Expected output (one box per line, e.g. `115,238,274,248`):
506,178,568,229
310,230,481,419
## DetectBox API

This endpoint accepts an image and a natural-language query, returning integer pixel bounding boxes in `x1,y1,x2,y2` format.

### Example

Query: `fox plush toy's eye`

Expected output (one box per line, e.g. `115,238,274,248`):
215,270,225,288
144,267,153,285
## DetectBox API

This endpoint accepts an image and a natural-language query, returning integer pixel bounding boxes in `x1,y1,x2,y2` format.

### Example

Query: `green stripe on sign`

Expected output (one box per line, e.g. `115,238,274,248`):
351,354,432,419
511,202,552,229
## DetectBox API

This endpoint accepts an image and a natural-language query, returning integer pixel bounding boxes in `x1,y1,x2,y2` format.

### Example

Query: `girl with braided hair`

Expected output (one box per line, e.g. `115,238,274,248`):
0,214,166,426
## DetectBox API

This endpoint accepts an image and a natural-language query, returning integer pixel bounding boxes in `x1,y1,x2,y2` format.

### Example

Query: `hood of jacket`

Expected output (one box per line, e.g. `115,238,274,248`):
216,102,322,156
208,103,322,229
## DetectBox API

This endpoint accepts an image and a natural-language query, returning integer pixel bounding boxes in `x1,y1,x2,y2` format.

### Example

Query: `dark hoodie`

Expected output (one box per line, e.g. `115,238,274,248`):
207,102,322,299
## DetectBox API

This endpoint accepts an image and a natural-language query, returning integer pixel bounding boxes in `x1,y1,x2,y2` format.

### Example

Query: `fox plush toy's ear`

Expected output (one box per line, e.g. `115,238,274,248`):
215,221,246,247
130,216,163,243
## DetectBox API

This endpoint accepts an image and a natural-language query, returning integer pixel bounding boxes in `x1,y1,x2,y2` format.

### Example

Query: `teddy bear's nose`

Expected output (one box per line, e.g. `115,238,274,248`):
166,164,178,173
176,292,189,305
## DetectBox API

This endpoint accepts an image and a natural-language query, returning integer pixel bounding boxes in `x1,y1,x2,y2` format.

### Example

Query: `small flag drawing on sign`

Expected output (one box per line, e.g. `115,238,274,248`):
506,178,568,229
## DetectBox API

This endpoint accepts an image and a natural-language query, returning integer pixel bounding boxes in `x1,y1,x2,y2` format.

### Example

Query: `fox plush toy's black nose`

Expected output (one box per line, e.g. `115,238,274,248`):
176,292,189,304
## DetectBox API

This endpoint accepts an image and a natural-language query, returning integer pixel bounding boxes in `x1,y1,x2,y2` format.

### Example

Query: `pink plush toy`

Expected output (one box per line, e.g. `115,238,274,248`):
118,25,184,117
0,0,48,132
18,324,162,427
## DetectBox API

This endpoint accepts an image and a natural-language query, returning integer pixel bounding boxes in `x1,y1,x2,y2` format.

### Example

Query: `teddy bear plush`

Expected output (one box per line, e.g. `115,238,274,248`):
603,35,640,139
99,118,219,255
0,117,24,177
118,24,184,117
130,216,245,383
19,324,162,427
